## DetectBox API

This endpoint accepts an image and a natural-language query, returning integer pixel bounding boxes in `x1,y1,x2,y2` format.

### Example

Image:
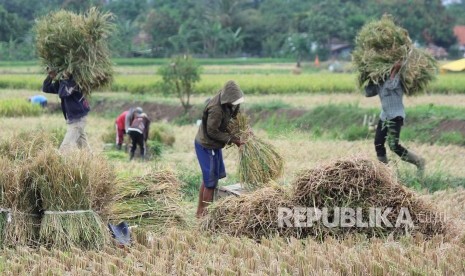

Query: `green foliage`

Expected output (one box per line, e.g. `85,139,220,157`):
149,124,176,146
0,98,42,117
437,132,465,146
35,8,115,95
147,140,163,157
249,103,465,146
3,72,465,95
248,100,291,112
177,168,202,201
158,55,201,112
0,4,29,42
399,170,465,192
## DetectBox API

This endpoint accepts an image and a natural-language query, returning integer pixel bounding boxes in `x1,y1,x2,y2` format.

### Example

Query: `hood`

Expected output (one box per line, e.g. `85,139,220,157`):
220,80,244,105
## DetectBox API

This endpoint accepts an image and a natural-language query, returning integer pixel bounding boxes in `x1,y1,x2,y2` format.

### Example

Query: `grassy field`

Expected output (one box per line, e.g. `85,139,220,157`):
0,62,464,94
1,61,465,274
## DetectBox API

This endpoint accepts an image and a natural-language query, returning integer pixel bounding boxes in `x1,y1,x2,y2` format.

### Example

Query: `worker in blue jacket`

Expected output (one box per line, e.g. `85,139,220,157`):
42,69,91,152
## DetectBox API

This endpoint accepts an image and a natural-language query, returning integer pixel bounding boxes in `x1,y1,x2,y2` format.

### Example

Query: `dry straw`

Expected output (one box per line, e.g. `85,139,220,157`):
0,130,64,247
0,130,115,249
201,185,300,240
109,169,185,231
35,7,114,96
31,148,112,250
352,14,437,95
228,113,284,190
292,156,448,239
203,156,448,240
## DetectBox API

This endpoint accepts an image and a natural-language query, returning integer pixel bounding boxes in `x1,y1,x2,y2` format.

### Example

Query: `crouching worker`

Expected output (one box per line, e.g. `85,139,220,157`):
195,80,245,218
115,107,143,150
127,113,150,161
365,61,425,174
42,69,90,152
28,95,48,108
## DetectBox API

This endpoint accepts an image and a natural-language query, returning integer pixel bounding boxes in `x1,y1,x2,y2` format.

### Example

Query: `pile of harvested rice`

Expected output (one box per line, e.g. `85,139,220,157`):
203,156,448,240
109,169,185,230
228,114,284,190
201,185,299,239
31,148,111,250
352,15,437,95
35,8,114,96
0,150,42,246
292,157,447,239
0,131,117,250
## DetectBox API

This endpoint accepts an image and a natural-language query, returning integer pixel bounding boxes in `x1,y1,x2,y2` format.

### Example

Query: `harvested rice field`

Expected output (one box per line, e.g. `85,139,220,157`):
1,60,465,275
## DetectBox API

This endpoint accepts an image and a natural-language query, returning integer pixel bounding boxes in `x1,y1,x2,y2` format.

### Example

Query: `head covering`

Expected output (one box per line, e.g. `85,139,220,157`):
135,107,143,114
232,97,244,105
140,112,148,118
220,80,244,105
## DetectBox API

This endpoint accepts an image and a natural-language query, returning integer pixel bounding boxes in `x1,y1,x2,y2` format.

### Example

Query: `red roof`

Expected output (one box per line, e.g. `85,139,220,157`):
454,26,465,46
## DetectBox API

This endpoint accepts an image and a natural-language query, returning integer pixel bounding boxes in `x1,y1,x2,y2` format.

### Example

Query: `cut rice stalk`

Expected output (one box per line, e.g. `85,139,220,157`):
229,114,284,190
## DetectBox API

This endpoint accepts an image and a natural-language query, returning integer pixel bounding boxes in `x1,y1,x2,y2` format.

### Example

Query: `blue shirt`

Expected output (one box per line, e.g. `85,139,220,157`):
29,95,47,104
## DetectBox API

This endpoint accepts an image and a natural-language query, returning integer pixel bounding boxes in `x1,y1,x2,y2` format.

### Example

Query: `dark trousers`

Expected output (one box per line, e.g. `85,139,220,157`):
374,117,408,158
128,131,145,156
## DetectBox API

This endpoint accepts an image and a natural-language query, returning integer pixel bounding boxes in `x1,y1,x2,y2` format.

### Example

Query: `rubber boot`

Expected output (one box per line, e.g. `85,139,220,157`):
401,151,425,176
377,155,389,164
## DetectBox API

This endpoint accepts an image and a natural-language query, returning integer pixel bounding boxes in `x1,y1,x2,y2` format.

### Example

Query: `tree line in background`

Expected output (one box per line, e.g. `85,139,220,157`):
0,0,464,61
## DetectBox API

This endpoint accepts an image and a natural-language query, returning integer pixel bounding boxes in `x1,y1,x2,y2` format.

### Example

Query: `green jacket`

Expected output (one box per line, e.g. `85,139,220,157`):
195,81,244,149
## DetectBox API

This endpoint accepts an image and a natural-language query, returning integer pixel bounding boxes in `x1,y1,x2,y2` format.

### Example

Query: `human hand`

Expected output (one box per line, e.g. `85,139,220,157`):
47,69,57,79
390,61,402,78
231,137,245,147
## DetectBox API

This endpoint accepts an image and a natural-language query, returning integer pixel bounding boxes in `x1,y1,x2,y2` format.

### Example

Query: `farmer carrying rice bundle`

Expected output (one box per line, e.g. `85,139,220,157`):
364,61,425,173
36,8,114,152
195,80,245,218
353,15,437,174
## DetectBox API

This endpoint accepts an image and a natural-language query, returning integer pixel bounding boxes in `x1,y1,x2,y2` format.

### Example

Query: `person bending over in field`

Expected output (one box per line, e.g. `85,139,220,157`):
28,95,48,108
115,107,143,150
127,112,150,161
42,69,90,152
365,61,425,174
195,80,245,218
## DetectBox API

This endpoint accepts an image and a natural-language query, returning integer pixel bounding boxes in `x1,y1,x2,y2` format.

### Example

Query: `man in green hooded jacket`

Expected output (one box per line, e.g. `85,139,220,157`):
195,80,245,217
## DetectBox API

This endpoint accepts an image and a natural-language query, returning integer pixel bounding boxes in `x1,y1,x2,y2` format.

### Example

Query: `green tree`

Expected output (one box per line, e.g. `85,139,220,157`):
158,55,201,113
285,33,311,67
0,5,29,42
143,9,180,56
374,0,455,47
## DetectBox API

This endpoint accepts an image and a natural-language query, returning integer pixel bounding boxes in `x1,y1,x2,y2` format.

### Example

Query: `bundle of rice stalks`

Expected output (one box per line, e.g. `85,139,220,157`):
31,148,110,250
109,169,185,231
228,114,284,190
35,7,114,96
352,15,437,95
292,156,448,239
0,158,8,247
1,160,41,247
201,185,300,240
